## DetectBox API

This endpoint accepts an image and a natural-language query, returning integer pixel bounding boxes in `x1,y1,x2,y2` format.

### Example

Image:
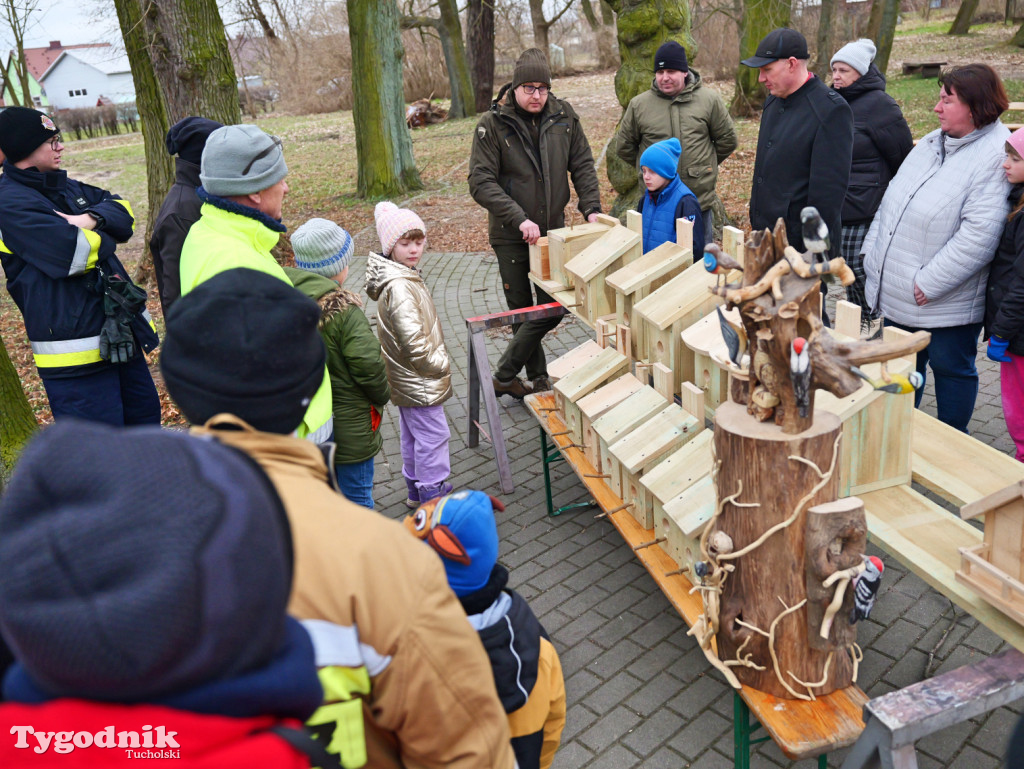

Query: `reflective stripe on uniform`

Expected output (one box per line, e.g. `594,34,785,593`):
112,198,134,221
31,336,102,367
297,369,334,442
0,237,11,254
305,416,333,445
142,308,156,332
69,228,101,275
301,618,392,676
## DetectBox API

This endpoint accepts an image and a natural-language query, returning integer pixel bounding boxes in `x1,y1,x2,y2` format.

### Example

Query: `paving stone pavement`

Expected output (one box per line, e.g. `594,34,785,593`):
347,250,1021,768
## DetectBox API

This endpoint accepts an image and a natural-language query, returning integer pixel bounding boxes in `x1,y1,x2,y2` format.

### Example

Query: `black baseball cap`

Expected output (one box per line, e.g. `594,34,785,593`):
741,28,809,68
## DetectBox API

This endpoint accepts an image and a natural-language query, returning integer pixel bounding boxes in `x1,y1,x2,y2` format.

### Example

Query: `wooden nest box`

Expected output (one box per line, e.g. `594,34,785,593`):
957,480,1024,625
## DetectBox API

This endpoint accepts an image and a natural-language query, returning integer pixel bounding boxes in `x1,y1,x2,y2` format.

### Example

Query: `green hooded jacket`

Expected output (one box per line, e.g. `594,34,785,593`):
468,90,602,246
615,68,738,211
287,268,391,464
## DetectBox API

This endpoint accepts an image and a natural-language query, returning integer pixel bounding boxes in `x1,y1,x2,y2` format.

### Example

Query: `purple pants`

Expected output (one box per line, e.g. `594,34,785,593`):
1002,353,1024,462
399,405,451,488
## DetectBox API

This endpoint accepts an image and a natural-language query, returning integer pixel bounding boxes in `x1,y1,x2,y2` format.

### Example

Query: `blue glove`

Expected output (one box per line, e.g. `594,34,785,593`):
987,335,1012,363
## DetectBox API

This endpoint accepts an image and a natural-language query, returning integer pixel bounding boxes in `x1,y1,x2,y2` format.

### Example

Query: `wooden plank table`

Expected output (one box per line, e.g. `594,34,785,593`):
525,392,868,765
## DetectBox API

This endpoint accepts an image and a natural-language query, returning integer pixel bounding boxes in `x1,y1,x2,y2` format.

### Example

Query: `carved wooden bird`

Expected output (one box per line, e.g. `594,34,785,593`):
850,366,924,395
790,337,812,417
800,206,830,260
703,243,743,287
716,306,747,367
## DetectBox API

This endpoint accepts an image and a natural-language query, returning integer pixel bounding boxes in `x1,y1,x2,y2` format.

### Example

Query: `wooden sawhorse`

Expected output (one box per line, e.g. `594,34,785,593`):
466,302,568,494
841,648,1024,769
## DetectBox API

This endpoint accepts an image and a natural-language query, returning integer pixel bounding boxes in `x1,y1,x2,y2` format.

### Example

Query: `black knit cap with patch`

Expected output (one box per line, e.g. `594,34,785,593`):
0,107,59,164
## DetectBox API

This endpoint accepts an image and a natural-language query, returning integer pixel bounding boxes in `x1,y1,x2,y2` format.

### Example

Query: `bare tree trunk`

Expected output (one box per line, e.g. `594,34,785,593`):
871,0,901,74
2,0,37,108
467,0,496,111
528,0,575,61
0,335,36,485
1013,18,1024,45
581,0,620,69
348,0,423,198
114,0,242,286
242,0,278,39
424,0,477,118
949,0,981,33
732,0,792,117
606,0,696,216
813,0,837,79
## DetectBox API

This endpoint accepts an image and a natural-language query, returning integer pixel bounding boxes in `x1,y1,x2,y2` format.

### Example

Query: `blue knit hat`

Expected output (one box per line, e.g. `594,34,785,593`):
403,490,501,597
639,137,681,181
292,218,355,278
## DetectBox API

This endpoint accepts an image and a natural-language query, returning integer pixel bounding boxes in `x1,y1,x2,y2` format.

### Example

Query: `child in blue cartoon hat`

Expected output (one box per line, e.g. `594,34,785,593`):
404,490,565,769
636,137,705,256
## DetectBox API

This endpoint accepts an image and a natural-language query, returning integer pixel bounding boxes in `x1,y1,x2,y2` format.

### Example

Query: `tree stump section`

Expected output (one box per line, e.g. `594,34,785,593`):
713,401,854,698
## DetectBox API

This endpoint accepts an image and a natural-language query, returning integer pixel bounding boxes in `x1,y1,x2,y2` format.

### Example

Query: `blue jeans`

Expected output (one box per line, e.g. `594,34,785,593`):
886,319,982,433
334,457,375,509
42,356,161,426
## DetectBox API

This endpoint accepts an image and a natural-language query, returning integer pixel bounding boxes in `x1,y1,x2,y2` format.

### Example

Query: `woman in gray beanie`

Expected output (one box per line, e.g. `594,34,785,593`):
830,39,913,334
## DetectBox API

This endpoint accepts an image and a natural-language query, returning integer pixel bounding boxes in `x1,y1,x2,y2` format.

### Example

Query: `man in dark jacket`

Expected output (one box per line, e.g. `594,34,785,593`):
149,116,223,315
0,107,160,425
744,28,854,254
468,48,603,397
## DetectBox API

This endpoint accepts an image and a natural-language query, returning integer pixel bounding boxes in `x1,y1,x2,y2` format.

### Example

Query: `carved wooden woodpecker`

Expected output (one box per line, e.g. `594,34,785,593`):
850,555,884,624
800,206,831,261
790,337,811,418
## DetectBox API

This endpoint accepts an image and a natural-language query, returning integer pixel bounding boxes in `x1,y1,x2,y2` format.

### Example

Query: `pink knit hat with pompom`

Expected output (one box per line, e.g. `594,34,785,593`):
374,202,427,257
1008,127,1024,161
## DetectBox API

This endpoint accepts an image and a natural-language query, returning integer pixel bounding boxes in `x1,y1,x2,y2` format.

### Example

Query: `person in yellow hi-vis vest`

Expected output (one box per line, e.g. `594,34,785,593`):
162,269,518,769
178,124,332,442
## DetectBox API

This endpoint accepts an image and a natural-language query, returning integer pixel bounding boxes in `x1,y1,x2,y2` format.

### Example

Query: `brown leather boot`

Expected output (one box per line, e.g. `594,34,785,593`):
492,375,532,400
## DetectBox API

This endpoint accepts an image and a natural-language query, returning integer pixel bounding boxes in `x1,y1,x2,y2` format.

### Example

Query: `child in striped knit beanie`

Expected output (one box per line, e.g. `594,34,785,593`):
289,218,391,509
365,202,454,507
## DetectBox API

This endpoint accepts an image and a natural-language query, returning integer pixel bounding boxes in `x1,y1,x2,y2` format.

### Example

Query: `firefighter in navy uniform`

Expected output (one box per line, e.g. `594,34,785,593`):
0,107,159,425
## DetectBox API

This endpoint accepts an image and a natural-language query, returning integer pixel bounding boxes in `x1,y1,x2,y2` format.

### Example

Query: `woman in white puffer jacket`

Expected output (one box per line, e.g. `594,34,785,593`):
862,63,1010,432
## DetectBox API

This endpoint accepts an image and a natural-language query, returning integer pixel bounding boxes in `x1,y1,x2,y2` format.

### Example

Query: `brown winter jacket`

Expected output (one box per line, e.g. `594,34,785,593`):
468,90,602,246
364,253,452,408
191,414,516,769
615,69,738,212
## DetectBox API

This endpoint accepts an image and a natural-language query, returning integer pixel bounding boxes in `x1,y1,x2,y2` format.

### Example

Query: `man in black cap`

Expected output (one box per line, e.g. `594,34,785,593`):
743,28,853,256
615,39,737,242
0,107,160,425
469,48,603,399
149,115,223,315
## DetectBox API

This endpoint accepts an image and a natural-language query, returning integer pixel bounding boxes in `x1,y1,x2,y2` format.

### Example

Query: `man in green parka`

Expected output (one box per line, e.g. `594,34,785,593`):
615,41,737,242
468,48,603,399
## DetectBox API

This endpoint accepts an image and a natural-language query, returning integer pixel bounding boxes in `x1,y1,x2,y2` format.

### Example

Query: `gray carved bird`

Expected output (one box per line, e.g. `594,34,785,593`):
800,206,830,261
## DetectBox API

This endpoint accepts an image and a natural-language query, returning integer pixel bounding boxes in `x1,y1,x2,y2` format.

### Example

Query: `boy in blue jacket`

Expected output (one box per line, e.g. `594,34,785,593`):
637,137,705,256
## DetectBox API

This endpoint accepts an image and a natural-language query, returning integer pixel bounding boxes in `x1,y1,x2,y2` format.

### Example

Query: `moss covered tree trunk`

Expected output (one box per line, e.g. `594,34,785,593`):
467,0,496,112
732,0,792,117
439,0,476,119
606,0,696,217
865,0,900,75
0,336,36,485
949,0,981,34
1013,19,1024,47
812,0,837,79
348,0,423,199
114,0,241,286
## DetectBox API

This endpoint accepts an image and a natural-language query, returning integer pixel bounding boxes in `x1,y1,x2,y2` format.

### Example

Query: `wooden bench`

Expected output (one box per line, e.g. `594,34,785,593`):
902,61,946,77
911,409,1024,508
526,391,868,767
841,648,1024,769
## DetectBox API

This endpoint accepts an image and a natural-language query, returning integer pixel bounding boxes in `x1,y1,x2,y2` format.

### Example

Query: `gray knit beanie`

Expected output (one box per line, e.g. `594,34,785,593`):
200,124,288,196
292,218,355,278
513,48,552,89
831,39,876,77
0,421,294,701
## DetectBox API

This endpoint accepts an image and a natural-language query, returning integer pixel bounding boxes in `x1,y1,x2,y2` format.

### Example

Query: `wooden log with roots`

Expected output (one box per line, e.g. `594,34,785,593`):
711,221,930,435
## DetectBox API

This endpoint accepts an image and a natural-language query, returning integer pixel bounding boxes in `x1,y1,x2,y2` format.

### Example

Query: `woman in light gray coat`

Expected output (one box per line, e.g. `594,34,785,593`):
862,64,1010,432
